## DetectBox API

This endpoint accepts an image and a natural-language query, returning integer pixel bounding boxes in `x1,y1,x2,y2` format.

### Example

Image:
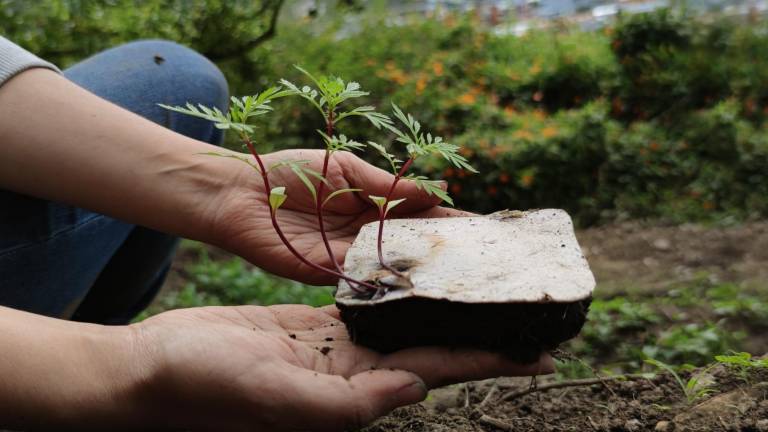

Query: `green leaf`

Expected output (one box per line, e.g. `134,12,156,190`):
289,163,317,200
335,106,392,129
368,195,386,209
407,175,454,206
385,198,407,215
322,188,363,208
195,151,261,173
269,187,287,211
367,141,400,174
317,131,366,153
159,102,254,133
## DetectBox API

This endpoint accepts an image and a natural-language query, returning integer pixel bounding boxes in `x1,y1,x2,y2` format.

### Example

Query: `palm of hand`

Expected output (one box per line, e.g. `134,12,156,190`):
211,149,460,285
138,304,551,431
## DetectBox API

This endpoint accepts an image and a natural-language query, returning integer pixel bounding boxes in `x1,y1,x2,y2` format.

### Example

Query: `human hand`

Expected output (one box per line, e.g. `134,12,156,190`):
131,304,553,431
207,149,468,285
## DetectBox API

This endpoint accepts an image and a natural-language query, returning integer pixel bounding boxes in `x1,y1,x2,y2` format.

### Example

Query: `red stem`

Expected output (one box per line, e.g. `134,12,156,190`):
242,137,377,293
315,109,344,274
376,157,414,278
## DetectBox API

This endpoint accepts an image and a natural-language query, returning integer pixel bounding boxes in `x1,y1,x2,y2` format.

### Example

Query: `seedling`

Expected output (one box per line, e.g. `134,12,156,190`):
160,66,474,296
645,358,715,404
715,351,768,385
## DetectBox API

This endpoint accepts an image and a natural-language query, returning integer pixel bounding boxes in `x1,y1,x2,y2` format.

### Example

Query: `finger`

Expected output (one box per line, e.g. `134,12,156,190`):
338,152,443,213
319,305,342,320
375,349,555,389
283,367,427,432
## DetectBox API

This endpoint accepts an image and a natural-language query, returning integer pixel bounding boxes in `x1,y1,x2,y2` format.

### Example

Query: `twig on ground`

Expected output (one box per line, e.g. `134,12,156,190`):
477,414,516,431
478,380,499,408
551,348,619,398
462,383,471,408
500,374,649,402
587,416,600,431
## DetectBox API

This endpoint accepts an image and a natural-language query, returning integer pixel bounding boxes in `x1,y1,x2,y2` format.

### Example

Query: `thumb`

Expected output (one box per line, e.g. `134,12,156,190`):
339,152,445,213
287,367,427,431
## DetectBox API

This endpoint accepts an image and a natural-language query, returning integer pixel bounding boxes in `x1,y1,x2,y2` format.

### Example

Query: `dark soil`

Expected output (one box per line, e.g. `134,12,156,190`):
363,365,768,432
338,297,591,364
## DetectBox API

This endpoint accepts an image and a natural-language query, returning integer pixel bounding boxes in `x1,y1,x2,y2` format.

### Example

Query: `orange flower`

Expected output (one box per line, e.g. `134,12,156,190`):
503,106,516,117
457,169,466,179
457,91,477,105
389,70,407,85
521,173,535,187
702,201,715,210
532,91,543,102
649,141,660,151
443,167,455,178
459,147,474,157
529,63,541,76
450,183,462,195
365,59,376,67
541,126,558,138
432,61,444,76
385,60,396,71
487,186,498,196
499,173,510,184
532,109,546,120
513,129,534,140
415,76,428,94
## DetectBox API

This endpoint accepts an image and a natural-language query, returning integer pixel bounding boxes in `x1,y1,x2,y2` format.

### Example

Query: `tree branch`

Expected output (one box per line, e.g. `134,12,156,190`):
207,0,284,61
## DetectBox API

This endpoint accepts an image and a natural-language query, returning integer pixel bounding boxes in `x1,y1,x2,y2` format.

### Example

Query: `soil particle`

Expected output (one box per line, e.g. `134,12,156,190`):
320,346,332,355
153,54,165,65
324,337,334,342
288,334,296,339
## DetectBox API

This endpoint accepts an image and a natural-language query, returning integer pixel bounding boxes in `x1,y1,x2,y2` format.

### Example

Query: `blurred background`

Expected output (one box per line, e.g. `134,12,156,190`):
2,0,767,374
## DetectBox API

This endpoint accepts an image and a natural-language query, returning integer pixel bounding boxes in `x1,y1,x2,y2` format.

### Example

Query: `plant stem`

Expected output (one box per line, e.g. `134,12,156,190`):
376,157,414,280
315,109,345,275
242,137,377,293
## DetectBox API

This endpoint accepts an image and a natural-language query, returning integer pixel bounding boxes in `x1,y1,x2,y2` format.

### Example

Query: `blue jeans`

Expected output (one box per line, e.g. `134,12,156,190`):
0,40,228,323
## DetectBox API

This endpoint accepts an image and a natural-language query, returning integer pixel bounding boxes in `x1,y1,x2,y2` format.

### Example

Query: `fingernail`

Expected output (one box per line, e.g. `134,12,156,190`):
396,374,428,405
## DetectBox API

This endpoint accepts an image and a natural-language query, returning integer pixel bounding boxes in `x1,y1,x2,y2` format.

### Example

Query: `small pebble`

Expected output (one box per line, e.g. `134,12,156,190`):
654,420,672,432
756,419,768,432
624,419,642,432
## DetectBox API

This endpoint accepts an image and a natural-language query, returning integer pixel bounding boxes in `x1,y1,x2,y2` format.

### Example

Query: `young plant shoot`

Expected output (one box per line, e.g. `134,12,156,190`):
160,66,475,297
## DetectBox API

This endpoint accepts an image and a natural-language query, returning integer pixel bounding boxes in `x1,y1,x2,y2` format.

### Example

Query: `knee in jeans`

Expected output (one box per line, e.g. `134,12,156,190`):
129,39,229,109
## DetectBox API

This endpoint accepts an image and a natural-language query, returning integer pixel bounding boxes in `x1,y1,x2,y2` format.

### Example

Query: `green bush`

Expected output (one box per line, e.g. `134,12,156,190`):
3,2,768,224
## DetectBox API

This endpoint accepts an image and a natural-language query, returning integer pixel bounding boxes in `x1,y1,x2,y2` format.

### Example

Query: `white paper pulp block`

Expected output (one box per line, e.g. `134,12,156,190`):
337,209,595,305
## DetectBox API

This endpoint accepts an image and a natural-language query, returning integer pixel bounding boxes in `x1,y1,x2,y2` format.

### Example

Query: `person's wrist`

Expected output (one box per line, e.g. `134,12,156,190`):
49,322,156,429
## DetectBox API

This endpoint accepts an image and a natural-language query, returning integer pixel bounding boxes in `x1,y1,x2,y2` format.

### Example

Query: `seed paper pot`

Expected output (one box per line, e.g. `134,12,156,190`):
336,209,595,362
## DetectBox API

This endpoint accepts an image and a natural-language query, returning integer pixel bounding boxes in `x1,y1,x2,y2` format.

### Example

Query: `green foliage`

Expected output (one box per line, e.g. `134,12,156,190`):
0,0,282,74
251,11,768,224
642,323,744,366
138,247,333,320
644,358,715,404
7,2,768,222
715,351,768,384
